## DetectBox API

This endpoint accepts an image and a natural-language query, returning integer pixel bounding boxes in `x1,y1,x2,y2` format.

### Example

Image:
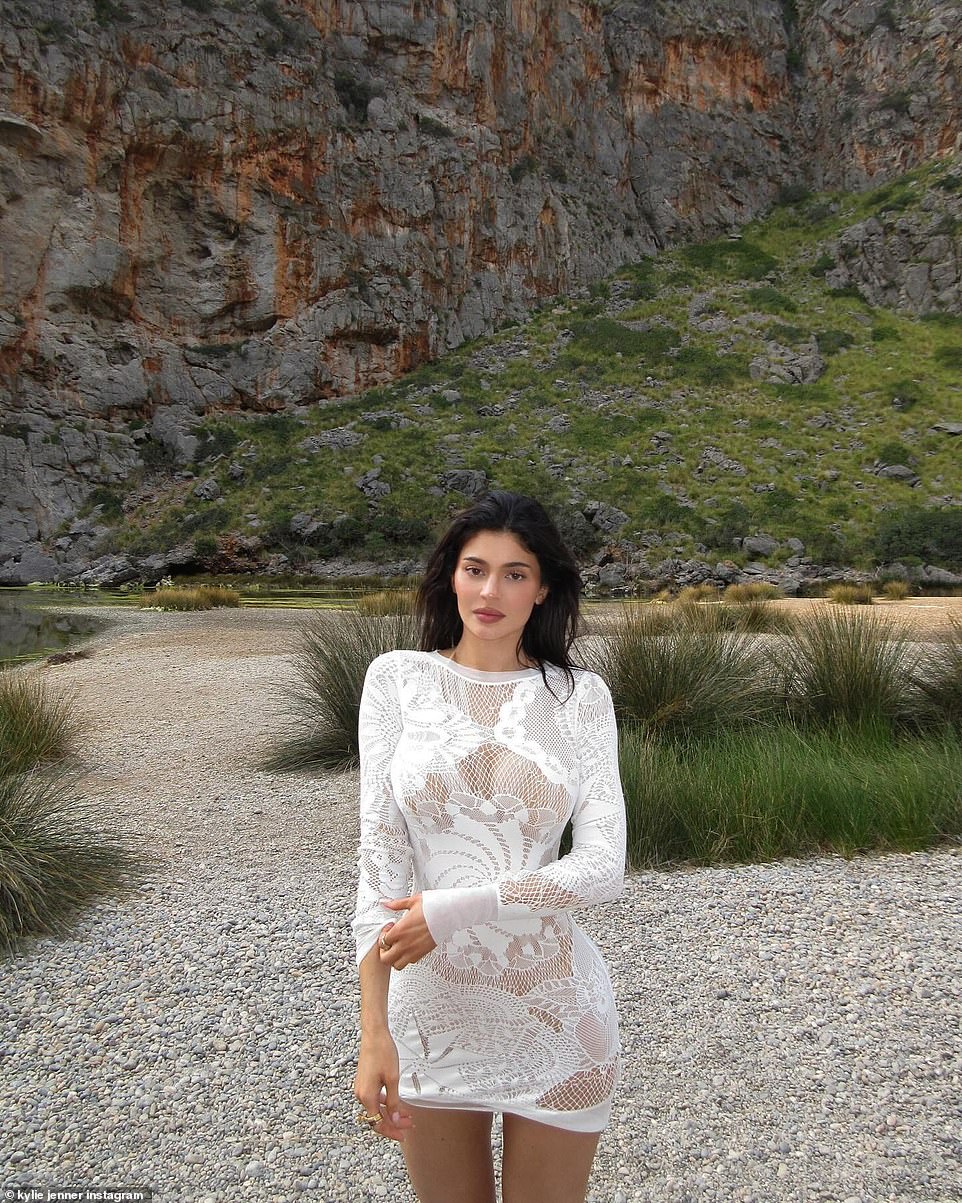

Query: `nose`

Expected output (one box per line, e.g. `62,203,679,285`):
480,575,500,600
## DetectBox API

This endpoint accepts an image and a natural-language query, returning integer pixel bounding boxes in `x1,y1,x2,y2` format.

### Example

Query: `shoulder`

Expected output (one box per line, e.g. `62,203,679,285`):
569,665,612,700
363,649,430,687
565,667,615,721
535,663,613,709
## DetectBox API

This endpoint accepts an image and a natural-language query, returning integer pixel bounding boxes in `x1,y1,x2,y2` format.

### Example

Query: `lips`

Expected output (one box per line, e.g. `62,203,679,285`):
473,608,504,621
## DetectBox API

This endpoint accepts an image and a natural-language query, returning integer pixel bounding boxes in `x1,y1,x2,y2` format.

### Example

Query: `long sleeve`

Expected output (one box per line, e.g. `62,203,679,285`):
351,653,413,966
421,673,626,945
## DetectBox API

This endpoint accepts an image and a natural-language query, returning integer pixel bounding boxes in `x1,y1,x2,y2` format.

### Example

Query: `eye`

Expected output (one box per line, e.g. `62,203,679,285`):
507,572,527,582
463,565,483,577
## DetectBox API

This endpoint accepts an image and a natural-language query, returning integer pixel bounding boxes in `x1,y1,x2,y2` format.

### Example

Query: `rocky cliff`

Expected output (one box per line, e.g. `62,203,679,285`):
1,0,961,581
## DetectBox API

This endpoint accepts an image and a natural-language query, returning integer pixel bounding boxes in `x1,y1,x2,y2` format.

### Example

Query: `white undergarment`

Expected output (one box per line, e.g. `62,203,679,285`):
353,649,627,1132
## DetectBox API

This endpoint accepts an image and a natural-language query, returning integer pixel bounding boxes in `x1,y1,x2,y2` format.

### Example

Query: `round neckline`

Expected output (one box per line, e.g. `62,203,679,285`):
429,650,542,683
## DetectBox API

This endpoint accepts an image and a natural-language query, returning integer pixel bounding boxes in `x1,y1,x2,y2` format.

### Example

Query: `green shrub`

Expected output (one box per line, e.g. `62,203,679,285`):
672,346,747,385
815,328,854,355
140,586,240,611
776,183,811,206
777,607,918,726
724,582,783,603
828,583,875,605
876,90,911,116
0,675,83,777
875,440,914,467
93,0,128,23
619,722,962,867
194,534,219,561
873,507,962,566
561,319,679,364
746,286,797,313
418,115,454,138
589,607,775,738
0,670,152,956
509,154,539,184
195,422,240,461
354,589,417,616
809,253,836,278
914,619,962,727
933,346,962,371
680,239,779,281
263,609,419,771
0,769,151,956
769,322,810,345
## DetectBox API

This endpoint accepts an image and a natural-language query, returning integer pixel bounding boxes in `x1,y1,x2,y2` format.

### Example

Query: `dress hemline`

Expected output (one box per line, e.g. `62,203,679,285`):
397,1092,613,1134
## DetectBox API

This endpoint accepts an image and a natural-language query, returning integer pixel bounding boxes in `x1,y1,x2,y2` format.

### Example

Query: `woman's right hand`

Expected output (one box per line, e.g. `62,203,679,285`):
353,1029,414,1143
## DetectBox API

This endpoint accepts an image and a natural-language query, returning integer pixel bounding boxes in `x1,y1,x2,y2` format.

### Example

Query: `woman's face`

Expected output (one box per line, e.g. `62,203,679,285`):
451,530,548,653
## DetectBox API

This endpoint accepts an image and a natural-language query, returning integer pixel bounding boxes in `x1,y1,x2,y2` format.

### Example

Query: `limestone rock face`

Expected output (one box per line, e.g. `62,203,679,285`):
1,0,961,578
825,193,962,313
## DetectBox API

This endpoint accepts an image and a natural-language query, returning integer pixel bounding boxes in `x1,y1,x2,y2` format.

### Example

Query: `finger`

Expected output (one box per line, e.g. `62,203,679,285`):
380,896,412,912
376,1086,414,1142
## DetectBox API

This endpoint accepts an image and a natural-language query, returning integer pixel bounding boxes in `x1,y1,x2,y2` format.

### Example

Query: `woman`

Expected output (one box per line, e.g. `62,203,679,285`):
352,491,626,1203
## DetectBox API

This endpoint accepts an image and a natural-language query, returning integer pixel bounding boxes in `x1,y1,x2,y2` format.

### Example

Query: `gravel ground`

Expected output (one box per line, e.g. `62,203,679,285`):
2,607,960,1203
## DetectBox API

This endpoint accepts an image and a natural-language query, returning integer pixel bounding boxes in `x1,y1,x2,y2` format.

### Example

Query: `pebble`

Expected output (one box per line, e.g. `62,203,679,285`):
2,608,960,1202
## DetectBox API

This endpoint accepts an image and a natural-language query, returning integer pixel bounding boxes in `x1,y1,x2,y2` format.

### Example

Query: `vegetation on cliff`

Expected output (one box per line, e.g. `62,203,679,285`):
87,158,962,579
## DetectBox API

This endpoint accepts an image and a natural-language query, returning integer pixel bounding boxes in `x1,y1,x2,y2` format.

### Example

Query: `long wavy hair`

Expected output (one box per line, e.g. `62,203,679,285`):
416,491,582,694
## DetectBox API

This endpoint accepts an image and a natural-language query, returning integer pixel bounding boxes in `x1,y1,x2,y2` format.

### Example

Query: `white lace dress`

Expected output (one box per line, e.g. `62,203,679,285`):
352,649,626,1132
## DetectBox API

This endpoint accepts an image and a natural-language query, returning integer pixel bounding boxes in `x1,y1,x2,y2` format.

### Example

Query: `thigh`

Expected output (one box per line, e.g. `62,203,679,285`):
501,1113,601,1203
401,1104,496,1203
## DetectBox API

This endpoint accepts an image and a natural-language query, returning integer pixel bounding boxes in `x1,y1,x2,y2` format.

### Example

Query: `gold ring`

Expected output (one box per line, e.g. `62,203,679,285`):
378,933,391,952
356,1112,383,1127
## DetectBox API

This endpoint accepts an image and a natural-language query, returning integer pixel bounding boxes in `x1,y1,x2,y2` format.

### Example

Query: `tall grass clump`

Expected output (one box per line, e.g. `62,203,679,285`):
914,619,962,726
139,585,241,611
1,671,151,957
828,583,875,605
881,579,911,600
354,588,417,616
777,608,919,727
724,582,783,603
726,599,796,634
0,674,83,775
264,609,419,771
588,607,775,738
619,723,962,867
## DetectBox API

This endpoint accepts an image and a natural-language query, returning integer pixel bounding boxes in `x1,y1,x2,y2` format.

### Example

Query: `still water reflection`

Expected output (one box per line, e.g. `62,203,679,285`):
0,592,108,666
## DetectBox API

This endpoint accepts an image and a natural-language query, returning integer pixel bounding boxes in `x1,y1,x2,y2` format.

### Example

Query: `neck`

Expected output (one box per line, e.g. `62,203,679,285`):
449,634,536,673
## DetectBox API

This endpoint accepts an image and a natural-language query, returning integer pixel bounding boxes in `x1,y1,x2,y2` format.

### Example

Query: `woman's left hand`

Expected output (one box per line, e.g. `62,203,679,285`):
377,894,437,969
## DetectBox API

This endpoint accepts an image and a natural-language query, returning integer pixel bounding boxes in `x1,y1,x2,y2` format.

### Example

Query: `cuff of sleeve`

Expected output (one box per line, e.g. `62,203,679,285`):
421,884,500,945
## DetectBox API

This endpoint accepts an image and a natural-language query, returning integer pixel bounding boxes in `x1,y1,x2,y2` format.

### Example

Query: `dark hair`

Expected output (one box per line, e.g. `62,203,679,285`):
416,490,582,693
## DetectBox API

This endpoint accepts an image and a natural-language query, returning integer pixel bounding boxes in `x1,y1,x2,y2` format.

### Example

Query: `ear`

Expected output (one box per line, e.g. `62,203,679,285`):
535,585,549,605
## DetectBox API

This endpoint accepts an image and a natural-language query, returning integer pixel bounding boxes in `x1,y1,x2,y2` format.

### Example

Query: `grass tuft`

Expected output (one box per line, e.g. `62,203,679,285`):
263,610,419,771
0,669,153,957
140,586,241,611
777,607,918,727
914,619,962,726
0,674,84,776
828,583,875,605
588,607,775,738
354,589,417,616
0,770,151,956
724,582,783,602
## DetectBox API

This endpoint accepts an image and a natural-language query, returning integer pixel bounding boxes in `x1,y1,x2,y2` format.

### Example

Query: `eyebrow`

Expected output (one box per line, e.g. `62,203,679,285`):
462,555,534,569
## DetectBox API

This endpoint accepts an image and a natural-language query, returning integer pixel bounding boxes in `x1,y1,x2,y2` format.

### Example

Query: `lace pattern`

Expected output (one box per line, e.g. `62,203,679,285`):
352,650,626,1131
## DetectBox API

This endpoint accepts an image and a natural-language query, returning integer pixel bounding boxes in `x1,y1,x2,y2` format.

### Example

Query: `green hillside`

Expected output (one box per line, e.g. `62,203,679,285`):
89,158,962,579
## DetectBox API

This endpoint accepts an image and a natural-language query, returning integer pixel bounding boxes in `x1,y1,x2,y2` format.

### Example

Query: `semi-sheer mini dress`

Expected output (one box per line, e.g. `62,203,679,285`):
352,650,627,1132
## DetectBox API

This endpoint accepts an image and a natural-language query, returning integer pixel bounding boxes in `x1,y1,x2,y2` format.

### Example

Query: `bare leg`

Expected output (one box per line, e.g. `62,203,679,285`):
501,1113,601,1203
401,1104,497,1203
